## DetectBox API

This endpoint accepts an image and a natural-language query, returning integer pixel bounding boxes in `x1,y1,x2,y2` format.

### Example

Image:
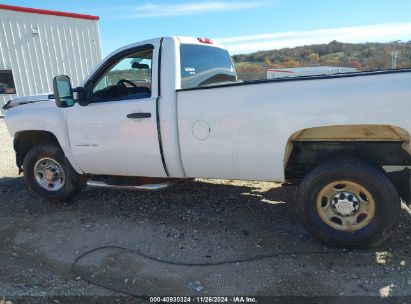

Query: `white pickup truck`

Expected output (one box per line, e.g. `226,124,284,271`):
3,36,411,248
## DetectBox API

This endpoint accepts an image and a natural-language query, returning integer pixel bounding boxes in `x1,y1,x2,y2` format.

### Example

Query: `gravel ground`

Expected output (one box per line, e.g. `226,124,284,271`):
0,118,410,302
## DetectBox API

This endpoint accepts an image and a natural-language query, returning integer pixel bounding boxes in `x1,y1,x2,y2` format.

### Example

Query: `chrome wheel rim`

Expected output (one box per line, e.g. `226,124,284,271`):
34,158,65,191
316,180,376,232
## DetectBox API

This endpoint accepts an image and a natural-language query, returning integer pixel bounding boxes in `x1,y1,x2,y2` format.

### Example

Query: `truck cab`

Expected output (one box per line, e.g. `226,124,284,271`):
20,37,236,179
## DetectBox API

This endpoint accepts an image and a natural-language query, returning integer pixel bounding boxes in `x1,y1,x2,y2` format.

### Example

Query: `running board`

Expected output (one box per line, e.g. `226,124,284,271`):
86,180,172,191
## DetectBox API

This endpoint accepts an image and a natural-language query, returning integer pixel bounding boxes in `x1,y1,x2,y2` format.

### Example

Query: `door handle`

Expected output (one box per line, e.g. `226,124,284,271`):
127,112,151,119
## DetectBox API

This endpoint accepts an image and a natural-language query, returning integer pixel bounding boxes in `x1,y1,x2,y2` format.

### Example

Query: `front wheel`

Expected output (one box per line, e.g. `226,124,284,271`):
23,144,83,203
296,160,400,248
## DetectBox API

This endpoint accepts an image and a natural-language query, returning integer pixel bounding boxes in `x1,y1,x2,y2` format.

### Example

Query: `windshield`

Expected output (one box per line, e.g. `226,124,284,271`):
180,44,237,89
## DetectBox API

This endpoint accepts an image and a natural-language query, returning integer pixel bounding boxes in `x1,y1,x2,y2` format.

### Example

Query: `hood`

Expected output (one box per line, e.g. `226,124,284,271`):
2,93,53,110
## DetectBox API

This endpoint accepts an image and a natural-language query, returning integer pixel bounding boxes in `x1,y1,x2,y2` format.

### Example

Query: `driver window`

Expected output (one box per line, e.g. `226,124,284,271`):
92,49,152,102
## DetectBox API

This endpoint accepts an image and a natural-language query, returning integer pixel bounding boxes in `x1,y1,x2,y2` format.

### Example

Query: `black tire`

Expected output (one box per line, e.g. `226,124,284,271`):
296,159,400,248
23,144,83,203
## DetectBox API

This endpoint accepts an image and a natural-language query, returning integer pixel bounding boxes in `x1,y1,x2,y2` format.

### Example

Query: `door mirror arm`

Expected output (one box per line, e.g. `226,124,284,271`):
73,87,90,106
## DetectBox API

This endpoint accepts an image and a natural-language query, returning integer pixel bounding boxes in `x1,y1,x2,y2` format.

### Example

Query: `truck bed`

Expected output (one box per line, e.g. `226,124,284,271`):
176,69,411,182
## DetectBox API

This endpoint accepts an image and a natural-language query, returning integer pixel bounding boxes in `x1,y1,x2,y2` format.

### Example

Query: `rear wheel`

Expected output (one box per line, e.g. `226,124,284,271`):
23,144,83,203
296,159,400,248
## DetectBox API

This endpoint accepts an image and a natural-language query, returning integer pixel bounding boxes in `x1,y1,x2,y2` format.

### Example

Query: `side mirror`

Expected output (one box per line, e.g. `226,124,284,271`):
53,75,75,108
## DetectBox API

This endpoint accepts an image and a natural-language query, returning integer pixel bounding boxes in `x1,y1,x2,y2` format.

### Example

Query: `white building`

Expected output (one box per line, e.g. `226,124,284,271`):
267,66,358,79
0,4,102,115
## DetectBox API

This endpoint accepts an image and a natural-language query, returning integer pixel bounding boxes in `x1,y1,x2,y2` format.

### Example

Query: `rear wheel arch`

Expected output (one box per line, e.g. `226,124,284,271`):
283,125,411,201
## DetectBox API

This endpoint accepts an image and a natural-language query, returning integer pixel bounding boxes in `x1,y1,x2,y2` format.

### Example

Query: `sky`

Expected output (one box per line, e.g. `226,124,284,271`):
3,0,411,56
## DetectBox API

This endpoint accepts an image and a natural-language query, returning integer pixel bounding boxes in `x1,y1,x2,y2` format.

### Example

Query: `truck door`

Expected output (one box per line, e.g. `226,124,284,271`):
67,43,166,177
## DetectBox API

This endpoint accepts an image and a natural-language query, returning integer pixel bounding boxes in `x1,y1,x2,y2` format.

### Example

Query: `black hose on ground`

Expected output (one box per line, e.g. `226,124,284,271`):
71,242,411,300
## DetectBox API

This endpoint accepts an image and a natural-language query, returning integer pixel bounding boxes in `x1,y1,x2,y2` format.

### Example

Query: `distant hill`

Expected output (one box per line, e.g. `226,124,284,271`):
232,40,411,80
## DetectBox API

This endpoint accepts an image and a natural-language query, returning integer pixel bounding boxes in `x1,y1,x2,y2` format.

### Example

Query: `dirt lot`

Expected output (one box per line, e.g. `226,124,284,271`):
0,118,410,302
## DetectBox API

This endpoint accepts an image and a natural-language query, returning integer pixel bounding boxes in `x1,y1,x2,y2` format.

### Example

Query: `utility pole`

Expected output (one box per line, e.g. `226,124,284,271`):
390,40,400,69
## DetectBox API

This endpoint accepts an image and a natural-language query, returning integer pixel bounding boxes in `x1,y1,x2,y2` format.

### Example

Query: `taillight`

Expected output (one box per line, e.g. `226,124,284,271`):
197,37,213,44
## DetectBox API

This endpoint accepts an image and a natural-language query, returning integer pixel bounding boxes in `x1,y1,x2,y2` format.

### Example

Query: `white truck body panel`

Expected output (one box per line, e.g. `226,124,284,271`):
66,96,167,177
177,72,411,181
157,37,186,177
4,100,83,173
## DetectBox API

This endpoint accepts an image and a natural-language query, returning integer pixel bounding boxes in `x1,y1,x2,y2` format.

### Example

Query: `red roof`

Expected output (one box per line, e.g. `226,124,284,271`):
0,4,99,21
